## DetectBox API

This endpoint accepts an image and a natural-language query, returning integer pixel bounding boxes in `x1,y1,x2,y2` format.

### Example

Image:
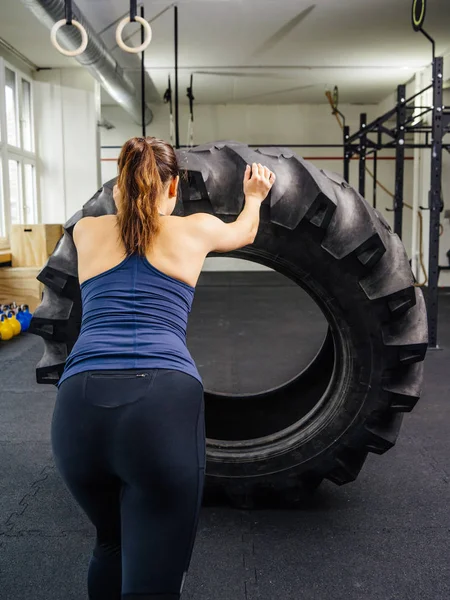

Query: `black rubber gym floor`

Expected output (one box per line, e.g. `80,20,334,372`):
1,273,449,600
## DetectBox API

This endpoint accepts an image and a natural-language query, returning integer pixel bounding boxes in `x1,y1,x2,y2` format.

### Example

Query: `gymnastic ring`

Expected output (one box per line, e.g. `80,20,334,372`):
50,19,88,57
116,16,152,54
412,0,427,32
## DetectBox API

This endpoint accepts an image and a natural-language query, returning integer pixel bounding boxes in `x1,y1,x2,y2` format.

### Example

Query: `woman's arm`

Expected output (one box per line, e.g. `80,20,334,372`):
185,163,275,254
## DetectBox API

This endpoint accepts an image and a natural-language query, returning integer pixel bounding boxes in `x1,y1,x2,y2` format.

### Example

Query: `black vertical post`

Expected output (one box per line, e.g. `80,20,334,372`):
65,0,72,24
427,57,444,349
394,85,406,237
373,150,378,209
174,5,180,148
343,125,350,183
359,113,367,196
140,5,146,137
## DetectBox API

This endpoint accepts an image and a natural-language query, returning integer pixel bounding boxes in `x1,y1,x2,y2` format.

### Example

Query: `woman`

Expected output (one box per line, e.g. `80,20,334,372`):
51,136,275,600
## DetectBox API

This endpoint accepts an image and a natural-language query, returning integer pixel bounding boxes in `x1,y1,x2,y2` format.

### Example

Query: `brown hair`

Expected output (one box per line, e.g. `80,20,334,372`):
116,136,179,255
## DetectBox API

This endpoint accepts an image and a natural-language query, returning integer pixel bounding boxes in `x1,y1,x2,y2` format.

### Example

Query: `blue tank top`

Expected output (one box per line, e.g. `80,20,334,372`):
58,254,202,387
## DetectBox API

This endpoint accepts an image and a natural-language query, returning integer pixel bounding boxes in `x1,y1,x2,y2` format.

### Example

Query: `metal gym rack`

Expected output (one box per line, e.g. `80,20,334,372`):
340,6,450,349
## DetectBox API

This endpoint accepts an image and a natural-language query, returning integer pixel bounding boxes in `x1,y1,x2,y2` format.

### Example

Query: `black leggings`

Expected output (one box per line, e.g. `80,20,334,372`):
51,369,205,600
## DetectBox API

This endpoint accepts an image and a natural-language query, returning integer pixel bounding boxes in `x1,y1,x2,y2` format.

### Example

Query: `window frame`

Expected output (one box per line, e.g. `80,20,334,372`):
0,57,38,249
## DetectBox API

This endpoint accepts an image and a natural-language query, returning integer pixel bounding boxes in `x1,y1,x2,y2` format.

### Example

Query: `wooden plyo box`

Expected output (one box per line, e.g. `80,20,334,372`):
0,250,12,265
0,267,43,312
10,224,63,268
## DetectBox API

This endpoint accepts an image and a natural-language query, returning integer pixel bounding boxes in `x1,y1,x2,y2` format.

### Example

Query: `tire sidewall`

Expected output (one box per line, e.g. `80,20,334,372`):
205,220,387,478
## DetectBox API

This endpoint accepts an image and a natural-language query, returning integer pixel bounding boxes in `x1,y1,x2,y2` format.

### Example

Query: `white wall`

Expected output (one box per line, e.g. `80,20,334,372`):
100,101,415,271
33,68,100,225
100,103,168,183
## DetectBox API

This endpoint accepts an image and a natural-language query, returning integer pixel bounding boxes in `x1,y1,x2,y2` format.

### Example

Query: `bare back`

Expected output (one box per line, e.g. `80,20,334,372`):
74,215,211,288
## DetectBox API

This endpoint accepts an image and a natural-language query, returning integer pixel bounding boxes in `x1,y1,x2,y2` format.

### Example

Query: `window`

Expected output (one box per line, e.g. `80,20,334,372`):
0,162,5,238
0,59,37,247
5,67,18,147
8,159,21,225
21,79,33,152
23,163,37,224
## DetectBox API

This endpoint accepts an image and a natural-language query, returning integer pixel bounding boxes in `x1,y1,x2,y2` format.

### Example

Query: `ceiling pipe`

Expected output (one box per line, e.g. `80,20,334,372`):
21,0,153,125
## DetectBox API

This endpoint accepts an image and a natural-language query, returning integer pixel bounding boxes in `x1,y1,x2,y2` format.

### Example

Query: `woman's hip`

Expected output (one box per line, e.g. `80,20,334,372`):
52,368,205,471
56,368,203,405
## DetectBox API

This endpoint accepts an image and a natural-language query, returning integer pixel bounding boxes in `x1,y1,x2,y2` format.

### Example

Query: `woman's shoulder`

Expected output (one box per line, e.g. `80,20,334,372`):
74,215,115,234
73,215,117,249
163,213,221,232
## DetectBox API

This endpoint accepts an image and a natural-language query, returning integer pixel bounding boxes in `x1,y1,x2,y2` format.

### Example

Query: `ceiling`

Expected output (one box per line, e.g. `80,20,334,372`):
0,0,449,106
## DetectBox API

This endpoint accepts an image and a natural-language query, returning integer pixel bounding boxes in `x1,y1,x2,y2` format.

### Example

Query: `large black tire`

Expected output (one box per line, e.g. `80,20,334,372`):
30,142,428,508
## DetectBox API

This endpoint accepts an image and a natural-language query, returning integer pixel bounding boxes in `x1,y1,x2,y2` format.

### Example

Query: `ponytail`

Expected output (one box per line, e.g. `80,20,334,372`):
116,137,179,255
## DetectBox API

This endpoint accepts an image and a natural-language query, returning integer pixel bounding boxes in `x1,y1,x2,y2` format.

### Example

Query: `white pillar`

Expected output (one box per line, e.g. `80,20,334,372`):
410,65,433,285
411,73,420,279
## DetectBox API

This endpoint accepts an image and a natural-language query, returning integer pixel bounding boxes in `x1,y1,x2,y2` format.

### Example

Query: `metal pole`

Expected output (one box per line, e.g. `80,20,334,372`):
394,85,406,237
343,125,350,183
359,113,367,196
347,107,397,144
174,5,180,148
373,150,378,209
140,5,146,137
427,57,444,349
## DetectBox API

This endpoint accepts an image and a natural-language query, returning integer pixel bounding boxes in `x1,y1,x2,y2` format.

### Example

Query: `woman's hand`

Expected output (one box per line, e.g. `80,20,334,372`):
243,163,276,203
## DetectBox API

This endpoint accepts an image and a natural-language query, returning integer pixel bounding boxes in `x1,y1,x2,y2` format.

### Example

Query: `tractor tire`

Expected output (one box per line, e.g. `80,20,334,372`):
30,141,428,508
